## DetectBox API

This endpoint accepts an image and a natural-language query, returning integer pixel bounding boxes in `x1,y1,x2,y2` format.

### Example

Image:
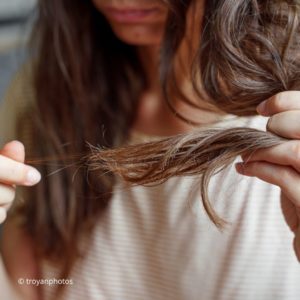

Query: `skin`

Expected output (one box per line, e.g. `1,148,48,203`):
236,91,300,261
93,0,188,137
92,0,169,45
1,0,300,299
93,0,218,136
0,141,41,220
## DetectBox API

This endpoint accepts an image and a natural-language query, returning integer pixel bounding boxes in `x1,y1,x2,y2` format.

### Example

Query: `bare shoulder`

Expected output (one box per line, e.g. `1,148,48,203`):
0,217,41,300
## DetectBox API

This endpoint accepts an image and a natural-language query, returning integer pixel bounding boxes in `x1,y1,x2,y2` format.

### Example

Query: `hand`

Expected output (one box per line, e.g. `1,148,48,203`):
0,141,41,224
235,91,300,261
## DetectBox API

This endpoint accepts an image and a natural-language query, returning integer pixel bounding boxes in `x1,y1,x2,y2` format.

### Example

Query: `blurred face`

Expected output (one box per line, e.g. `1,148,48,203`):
92,0,169,45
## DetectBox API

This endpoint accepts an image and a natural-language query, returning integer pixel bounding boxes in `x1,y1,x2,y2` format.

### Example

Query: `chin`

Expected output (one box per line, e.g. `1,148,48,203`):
110,24,164,46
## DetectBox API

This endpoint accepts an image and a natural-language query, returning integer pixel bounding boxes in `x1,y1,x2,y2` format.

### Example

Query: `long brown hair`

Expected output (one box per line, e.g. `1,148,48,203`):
91,0,300,227
20,0,147,289
15,0,300,296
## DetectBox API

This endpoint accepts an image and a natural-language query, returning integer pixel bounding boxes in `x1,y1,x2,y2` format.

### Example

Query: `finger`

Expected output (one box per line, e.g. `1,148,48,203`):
281,194,299,233
1,202,13,211
236,161,300,207
0,155,41,186
294,227,300,262
0,184,15,206
257,91,300,116
266,111,300,139
241,140,300,173
0,141,25,163
0,207,7,224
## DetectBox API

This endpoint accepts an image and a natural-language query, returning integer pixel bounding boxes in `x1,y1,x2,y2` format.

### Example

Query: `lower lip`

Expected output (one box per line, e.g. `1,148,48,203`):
105,7,160,23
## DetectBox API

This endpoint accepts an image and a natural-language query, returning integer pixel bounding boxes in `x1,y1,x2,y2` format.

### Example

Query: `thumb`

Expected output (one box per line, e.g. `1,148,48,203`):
0,141,25,163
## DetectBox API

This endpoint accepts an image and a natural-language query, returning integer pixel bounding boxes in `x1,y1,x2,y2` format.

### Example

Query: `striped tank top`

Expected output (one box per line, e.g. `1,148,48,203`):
41,115,300,300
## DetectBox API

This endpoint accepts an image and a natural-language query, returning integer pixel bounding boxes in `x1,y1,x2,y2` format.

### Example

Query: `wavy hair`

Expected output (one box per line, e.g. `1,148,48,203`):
89,0,300,227
14,0,300,297
19,0,146,294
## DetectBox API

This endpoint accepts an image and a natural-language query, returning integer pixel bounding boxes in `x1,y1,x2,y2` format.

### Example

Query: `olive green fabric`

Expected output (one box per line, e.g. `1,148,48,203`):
0,64,35,147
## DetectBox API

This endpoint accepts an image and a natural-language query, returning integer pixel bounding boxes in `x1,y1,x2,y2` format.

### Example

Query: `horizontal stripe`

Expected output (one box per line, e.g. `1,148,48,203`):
37,115,300,299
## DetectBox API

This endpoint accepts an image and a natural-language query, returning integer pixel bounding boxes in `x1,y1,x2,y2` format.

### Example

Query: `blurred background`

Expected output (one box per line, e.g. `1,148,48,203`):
0,0,36,100
0,2,36,298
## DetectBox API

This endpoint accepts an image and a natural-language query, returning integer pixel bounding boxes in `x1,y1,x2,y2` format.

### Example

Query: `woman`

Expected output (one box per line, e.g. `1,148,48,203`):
0,0,300,299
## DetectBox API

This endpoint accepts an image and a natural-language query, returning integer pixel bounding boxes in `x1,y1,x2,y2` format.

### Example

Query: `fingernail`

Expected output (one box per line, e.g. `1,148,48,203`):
25,168,41,185
256,100,268,115
235,163,245,174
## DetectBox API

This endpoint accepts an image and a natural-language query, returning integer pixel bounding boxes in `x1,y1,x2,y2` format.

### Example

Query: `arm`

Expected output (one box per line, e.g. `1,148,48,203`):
1,216,41,300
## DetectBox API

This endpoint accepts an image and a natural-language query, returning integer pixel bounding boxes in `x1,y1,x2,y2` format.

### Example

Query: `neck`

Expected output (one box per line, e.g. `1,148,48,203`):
137,45,162,92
